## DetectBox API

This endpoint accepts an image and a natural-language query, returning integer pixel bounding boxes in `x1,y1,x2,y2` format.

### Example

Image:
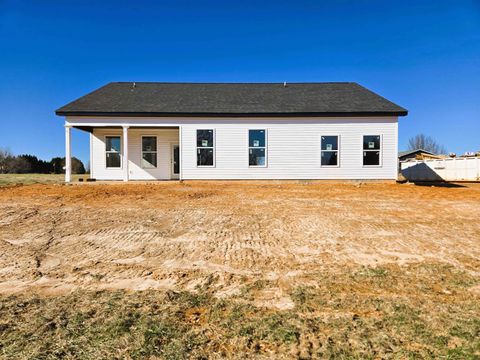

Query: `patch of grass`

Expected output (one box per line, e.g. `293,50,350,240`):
290,285,312,306
354,265,390,278
0,264,479,358
289,285,328,312
0,173,85,186
449,318,480,343
255,313,300,344
239,279,270,298
132,318,197,359
165,290,211,308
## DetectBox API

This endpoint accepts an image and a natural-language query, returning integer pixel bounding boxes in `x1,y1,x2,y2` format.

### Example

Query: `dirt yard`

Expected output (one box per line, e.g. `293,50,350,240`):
1,181,479,296
0,181,479,358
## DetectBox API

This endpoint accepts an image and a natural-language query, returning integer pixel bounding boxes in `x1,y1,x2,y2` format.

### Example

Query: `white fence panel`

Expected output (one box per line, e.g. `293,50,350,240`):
400,158,480,181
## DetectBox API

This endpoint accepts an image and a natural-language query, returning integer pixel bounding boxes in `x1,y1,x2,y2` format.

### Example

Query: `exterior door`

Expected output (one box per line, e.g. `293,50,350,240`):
171,144,180,179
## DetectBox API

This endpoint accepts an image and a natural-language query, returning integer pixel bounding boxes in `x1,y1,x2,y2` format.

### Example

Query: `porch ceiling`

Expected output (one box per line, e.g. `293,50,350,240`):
71,125,180,133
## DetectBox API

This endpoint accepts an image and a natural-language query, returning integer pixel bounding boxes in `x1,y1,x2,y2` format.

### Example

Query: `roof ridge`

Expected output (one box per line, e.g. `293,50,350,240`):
111,81,357,85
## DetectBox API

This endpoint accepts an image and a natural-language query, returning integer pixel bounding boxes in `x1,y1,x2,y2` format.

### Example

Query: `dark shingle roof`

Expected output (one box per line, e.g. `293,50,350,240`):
56,82,407,117
398,149,435,158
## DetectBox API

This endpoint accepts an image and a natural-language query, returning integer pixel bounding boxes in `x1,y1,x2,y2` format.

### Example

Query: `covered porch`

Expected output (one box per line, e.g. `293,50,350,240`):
65,124,181,182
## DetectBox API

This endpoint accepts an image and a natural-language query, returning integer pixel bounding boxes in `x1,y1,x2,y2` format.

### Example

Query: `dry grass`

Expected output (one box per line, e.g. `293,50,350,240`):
1,263,478,359
0,174,84,186
0,181,479,358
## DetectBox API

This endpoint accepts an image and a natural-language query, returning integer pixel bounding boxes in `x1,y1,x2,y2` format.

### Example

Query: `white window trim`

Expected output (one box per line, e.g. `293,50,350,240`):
104,134,122,169
196,129,216,168
248,129,268,168
141,135,158,169
320,134,340,168
362,134,383,167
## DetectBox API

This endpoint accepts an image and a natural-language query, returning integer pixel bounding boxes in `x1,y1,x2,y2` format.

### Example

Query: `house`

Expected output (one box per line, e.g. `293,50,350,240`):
398,149,441,162
55,82,408,181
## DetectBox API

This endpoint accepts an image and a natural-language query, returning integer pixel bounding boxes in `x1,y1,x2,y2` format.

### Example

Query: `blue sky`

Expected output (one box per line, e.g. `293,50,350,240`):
0,0,479,165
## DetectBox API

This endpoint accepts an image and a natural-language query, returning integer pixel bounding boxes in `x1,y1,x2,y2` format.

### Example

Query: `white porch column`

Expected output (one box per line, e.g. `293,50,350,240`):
178,125,182,181
65,125,72,183
123,125,129,182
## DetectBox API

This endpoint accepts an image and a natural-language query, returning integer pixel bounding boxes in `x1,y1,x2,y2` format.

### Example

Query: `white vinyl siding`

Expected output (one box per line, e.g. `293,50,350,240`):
179,118,398,180
74,116,398,180
91,128,179,180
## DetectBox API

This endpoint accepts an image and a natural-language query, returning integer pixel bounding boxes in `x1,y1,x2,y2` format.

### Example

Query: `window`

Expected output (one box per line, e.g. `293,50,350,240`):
321,135,339,166
142,136,157,168
249,129,266,166
105,136,121,168
363,135,381,166
197,129,214,166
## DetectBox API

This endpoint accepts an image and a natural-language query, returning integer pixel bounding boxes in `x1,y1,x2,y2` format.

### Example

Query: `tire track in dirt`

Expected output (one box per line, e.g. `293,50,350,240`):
0,182,479,294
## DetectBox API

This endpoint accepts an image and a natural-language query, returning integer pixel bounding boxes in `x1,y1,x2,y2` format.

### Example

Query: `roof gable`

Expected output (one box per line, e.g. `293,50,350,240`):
56,82,408,117
398,149,435,158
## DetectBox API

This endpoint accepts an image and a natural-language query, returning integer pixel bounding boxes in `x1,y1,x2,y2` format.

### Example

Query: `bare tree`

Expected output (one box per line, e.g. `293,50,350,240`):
0,148,37,173
50,157,86,174
407,134,447,154
7,156,31,173
0,147,14,173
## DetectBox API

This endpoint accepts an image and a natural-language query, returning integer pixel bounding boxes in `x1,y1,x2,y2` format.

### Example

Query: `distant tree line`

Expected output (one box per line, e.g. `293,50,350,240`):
0,148,86,174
